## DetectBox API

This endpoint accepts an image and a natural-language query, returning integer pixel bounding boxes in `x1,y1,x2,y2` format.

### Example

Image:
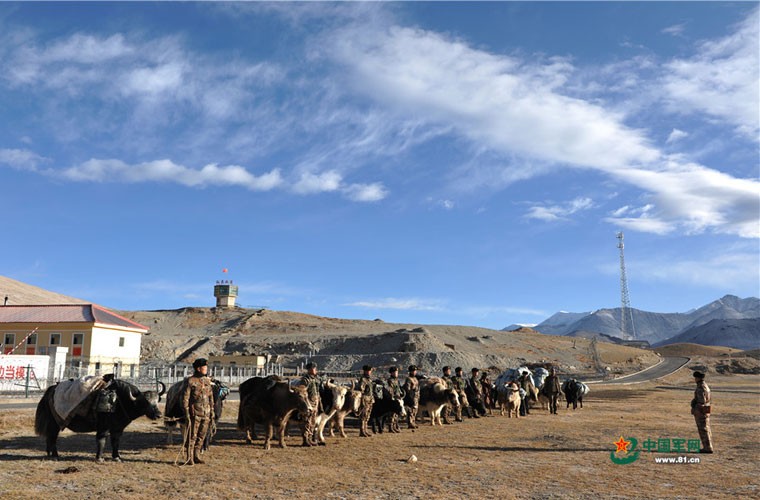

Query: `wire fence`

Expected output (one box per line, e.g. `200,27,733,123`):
0,362,290,398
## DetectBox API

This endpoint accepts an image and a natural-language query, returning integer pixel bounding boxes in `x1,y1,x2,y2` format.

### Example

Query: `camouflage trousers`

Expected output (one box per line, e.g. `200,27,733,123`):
300,410,317,445
185,416,210,463
407,405,419,428
359,398,374,437
694,412,713,451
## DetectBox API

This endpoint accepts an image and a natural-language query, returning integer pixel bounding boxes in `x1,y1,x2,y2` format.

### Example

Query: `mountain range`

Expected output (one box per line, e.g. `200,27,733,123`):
507,295,760,349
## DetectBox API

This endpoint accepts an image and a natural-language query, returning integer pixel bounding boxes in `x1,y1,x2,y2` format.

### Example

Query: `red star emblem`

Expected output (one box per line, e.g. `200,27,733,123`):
614,436,631,453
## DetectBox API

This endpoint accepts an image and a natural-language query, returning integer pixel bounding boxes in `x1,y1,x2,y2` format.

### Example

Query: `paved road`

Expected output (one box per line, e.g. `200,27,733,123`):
601,356,690,384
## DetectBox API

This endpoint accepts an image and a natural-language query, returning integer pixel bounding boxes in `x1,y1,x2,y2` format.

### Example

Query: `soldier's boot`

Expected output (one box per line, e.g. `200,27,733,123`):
193,447,204,464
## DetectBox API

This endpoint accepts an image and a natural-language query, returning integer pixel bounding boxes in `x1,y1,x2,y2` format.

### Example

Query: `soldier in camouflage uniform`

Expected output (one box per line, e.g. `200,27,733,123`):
357,365,375,437
691,371,713,453
386,366,403,433
468,368,484,418
182,358,214,465
441,366,454,424
403,365,420,429
298,362,321,446
451,367,468,421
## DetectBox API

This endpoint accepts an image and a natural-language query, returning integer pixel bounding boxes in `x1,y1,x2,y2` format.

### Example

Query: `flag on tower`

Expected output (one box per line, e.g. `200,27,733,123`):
222,268,228,273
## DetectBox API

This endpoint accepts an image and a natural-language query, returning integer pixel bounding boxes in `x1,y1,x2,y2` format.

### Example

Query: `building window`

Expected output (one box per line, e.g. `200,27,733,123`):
72,333,84,357
129,364,136,377
3,333,13,354
95,362,101,372
119,337,125,347
38,346,48,355
50,333,61,345
25,333,37,355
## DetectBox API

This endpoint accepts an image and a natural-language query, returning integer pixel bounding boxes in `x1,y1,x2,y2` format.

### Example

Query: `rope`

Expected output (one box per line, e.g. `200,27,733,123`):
174,418,194,466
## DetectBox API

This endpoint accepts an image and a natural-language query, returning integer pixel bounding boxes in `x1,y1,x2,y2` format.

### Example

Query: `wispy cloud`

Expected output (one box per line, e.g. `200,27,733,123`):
0,148,46,171
344,297,445,312
662,8,759,139
526,197,594,222
666,128,689,144
662,23,687,37
323,15,759,237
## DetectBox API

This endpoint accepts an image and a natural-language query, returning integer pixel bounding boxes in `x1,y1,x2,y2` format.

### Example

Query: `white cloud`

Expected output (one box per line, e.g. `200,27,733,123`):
325,17,759,238
666,128,689,144
662,23,687,37
61,158,283,191
0,148,46,171
343,182,388,202
292,170,342,194
344,297,445,311
633,250,760,290
526,197,594,222
662,8,759,139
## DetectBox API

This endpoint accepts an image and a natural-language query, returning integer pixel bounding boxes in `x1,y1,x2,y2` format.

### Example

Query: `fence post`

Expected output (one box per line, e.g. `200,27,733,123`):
25,365,32,398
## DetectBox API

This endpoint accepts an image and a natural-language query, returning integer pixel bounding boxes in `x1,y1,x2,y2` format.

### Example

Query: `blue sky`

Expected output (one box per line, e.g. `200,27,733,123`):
1,2,758,329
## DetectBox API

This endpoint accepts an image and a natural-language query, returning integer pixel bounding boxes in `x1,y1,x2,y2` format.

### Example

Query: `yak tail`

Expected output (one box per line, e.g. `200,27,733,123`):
34,386,57,436
236,395,247,431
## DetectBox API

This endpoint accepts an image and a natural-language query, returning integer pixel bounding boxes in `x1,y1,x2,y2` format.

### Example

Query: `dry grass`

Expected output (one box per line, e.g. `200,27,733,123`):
1,374,758,499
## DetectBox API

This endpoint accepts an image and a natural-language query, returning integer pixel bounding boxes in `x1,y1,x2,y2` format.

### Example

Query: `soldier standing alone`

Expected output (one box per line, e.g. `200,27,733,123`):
403,365,420,429
298,362,321,446
543,367,561,415
357,365,375,437
182,358,214,465
691,371,714,453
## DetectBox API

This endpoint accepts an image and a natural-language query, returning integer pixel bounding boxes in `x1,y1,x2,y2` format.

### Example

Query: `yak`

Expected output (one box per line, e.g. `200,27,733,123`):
35,377,164,462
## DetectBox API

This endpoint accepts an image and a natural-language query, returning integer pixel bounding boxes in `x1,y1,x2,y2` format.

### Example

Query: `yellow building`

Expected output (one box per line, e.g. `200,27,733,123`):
208,354,267,368
0,304,149,377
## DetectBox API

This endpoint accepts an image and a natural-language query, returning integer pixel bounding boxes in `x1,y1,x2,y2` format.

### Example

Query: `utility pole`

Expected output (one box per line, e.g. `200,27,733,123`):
617,232,636,340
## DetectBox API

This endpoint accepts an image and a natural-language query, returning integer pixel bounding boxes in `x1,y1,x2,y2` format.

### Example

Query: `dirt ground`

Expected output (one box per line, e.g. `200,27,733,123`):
0,371,758,500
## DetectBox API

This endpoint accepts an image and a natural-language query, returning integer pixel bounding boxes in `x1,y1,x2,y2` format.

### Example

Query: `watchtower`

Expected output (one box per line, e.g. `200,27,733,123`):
214,280,238,308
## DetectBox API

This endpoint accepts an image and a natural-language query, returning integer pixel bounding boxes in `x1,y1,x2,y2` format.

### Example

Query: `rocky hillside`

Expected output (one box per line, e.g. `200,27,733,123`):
119,306,660,375
0,275,89,305
655,318,760,350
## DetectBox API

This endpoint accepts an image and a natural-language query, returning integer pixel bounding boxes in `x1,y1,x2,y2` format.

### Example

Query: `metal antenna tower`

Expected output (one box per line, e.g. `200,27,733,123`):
617,232,636,339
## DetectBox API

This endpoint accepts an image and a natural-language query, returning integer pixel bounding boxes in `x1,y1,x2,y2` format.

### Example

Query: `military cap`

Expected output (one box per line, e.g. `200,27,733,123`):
305,362,317,370
192,358,208,369
471,367,480,373
362,364,373,372
389,366,398,373
442,366,451,372
408,365,418,372
455,367,463,373
693,371,706,379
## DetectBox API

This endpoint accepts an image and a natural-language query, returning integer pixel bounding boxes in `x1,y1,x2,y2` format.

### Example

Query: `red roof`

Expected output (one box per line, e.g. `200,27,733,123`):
0,304,148,332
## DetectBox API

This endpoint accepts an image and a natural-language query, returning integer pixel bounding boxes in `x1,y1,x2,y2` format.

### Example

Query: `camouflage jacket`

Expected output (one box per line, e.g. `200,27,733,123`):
387,377,403,399
358,375,375,403
182,375,214,419
403,376,419,402
692,382,711,413
299,373,321,402
451,375,467,392
442,374,453,389
468,376,483,397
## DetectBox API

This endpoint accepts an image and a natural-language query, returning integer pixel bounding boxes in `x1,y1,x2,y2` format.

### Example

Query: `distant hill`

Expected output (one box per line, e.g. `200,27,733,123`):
654,318,760,350
525,295,760,348
0,275,89,305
